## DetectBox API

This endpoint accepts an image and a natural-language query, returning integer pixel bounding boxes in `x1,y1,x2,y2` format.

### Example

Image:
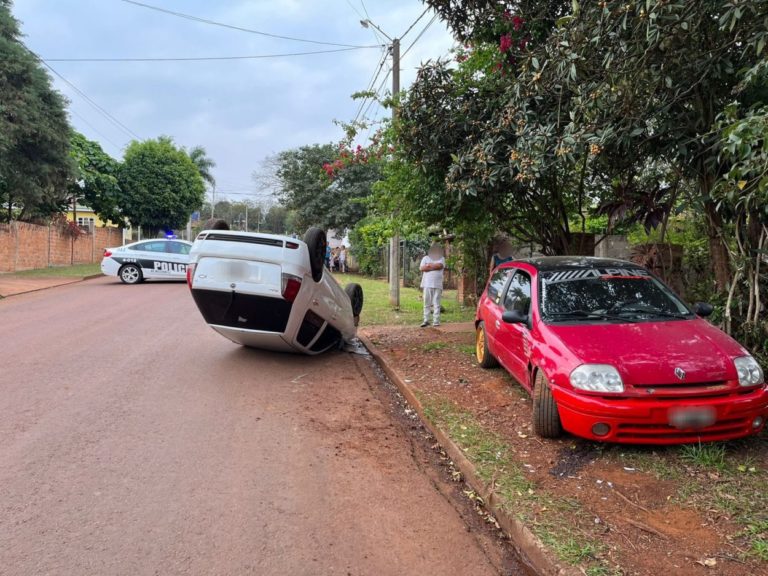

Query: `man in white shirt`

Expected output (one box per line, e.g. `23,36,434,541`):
419,243,445,327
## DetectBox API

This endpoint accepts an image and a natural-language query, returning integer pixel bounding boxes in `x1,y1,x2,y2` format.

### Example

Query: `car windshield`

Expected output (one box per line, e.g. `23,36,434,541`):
540,267,693,323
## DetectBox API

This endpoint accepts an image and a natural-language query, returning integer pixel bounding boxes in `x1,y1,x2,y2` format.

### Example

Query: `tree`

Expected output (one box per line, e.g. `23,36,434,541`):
68,132,122,224
405,0,768,284
0,0,73,222
533,0,768,290
119,137,205,235
187,145,216,187
399,1,584,254
275,143,379,232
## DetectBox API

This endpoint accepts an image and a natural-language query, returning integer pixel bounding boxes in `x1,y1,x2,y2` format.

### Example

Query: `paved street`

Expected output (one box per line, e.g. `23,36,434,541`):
0,278,520,576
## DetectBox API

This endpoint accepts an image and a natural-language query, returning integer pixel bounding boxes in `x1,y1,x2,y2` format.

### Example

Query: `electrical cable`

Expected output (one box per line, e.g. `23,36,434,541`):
400,8,429,40
37,57,141,140
352,49,389,124
120,0,382,49
43,47,369,62
401,13,439,59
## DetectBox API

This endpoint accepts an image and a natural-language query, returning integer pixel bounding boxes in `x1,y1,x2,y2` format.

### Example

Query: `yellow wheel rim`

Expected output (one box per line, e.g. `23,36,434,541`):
476,327,485,363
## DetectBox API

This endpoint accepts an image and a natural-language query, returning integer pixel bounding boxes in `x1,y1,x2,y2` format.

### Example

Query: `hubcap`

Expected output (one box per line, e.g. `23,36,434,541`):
476,328,485,362
123,267,138,282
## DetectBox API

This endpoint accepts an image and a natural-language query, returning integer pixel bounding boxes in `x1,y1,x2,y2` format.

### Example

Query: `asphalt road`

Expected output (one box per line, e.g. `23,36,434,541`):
0,277,522,576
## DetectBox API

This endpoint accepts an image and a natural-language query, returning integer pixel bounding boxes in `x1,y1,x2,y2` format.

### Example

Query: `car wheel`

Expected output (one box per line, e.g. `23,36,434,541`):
475,322,499,369
303,227,327,283
119,264,143,285
345,283,364,317
532,371,563,438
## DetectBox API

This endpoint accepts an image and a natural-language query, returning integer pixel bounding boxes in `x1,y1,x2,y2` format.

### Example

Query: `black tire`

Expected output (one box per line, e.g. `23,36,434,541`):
532,371,563,438
304,227,327,283
345,283,364,317
119,264,143,285
475,322,499,369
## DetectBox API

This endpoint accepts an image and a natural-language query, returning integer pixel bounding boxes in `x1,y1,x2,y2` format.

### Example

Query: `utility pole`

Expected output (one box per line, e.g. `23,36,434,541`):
361,19,401,308
210,183,216,218
389,37,401,309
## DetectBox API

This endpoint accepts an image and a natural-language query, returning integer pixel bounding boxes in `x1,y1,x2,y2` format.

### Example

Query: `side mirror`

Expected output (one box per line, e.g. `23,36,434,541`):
692,302,714,317
502,309,528,325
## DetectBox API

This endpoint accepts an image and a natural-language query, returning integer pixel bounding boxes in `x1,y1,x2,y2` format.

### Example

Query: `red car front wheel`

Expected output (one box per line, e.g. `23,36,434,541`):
533,371,563,438
475,322,499,369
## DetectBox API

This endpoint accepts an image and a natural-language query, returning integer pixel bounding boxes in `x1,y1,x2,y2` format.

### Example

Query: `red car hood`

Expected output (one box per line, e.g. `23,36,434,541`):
546,318,746,386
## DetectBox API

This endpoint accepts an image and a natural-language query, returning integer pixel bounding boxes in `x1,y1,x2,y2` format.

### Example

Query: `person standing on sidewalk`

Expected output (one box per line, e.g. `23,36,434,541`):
420,243,445,328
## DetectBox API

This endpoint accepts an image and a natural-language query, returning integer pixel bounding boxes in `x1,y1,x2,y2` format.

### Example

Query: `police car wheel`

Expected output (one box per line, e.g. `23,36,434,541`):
119,264,143,285
304,227,327,283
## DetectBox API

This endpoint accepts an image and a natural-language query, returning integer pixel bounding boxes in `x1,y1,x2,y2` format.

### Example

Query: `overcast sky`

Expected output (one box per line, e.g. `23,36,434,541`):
14,0,456,200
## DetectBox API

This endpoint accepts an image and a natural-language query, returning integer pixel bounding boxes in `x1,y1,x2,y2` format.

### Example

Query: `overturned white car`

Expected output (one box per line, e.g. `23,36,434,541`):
186,228,363,355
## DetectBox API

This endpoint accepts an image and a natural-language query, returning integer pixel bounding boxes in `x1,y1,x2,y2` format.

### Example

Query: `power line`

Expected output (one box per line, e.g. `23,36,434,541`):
353,52,389,125
362,67,391,119
402,13,439,59
359,0,371,19
120,0,382,49
43,47,369,62
37,57,141,140
400,8,430,40
68,108,124,152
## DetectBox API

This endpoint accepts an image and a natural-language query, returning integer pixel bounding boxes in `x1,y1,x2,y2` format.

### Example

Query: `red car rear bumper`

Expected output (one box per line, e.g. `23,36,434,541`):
551,384,768,444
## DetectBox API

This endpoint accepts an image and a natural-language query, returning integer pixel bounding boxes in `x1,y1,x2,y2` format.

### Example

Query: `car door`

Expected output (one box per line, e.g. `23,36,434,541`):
124,241,161,279
481,268,513,359
163,241,191,279
496,270,533,387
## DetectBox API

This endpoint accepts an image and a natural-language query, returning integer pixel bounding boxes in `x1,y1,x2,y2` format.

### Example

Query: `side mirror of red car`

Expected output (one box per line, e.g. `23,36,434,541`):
502,309,529,325
692,302,714,317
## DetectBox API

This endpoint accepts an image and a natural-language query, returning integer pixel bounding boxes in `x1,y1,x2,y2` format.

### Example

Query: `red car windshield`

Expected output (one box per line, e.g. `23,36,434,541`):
540,268,692,322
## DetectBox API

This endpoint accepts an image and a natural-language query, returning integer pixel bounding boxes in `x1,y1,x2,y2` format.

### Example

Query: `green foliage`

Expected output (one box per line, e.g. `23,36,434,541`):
0,0,73,222
348,215,390,276
118,136,205,234
69,132,122,224
275,143,379,232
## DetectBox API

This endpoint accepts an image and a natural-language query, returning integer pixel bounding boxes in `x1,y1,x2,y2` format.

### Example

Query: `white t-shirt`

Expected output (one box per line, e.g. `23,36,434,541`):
420,256,445,289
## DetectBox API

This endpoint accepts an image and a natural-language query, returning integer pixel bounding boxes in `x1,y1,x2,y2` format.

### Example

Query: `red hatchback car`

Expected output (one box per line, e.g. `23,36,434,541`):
475,257,768,444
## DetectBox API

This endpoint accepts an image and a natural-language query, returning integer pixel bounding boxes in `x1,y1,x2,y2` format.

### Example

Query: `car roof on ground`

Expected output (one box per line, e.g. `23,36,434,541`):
511,256,642,272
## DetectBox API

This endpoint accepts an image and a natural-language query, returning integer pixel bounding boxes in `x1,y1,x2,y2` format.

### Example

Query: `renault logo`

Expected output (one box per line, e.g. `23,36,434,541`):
674,367,686,380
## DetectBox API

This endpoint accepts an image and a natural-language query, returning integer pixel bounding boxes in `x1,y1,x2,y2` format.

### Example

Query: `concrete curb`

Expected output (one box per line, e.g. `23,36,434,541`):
359,334,579,576
0,273,104,299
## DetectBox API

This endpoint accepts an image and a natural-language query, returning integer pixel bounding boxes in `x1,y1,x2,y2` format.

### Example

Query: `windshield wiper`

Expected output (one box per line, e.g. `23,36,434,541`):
613,305,689,319
546,310,637,323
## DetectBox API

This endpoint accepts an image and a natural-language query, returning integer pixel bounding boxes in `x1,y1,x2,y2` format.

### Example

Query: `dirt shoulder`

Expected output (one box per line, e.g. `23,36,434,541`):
361,324,768,576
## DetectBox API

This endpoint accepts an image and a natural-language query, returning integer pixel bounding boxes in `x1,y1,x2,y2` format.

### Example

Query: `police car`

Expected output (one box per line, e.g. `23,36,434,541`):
101,239,193,284
187,227,363,355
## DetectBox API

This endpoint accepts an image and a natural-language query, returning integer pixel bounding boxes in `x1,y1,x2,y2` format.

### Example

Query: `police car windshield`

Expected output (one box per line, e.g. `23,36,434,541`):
540,267,692,323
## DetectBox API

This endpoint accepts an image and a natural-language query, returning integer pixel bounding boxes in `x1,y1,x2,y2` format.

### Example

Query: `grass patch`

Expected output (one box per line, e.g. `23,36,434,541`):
680,442,727,471
422,341,449,352
421,395,611,572
8,263,101,278
333,273,475,327
456,343,476,356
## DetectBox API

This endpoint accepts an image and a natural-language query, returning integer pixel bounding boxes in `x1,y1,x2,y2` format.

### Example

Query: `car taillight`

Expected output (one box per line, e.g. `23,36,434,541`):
186,263,196,289
286,241,300,250
281,273,302,302
103,250,112,257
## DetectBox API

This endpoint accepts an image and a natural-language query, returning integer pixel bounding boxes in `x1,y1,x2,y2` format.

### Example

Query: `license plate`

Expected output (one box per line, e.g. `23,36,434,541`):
668,406,717,429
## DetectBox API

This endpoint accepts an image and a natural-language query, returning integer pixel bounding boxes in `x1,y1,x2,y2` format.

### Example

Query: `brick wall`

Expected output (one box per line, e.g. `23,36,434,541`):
0,222,123,272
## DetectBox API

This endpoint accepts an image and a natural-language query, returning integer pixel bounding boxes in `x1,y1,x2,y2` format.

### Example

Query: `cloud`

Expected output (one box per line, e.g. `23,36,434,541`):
13,0,455,199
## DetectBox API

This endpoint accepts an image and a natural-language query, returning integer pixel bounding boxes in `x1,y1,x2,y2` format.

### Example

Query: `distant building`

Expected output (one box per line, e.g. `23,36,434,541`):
65,204,120,230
